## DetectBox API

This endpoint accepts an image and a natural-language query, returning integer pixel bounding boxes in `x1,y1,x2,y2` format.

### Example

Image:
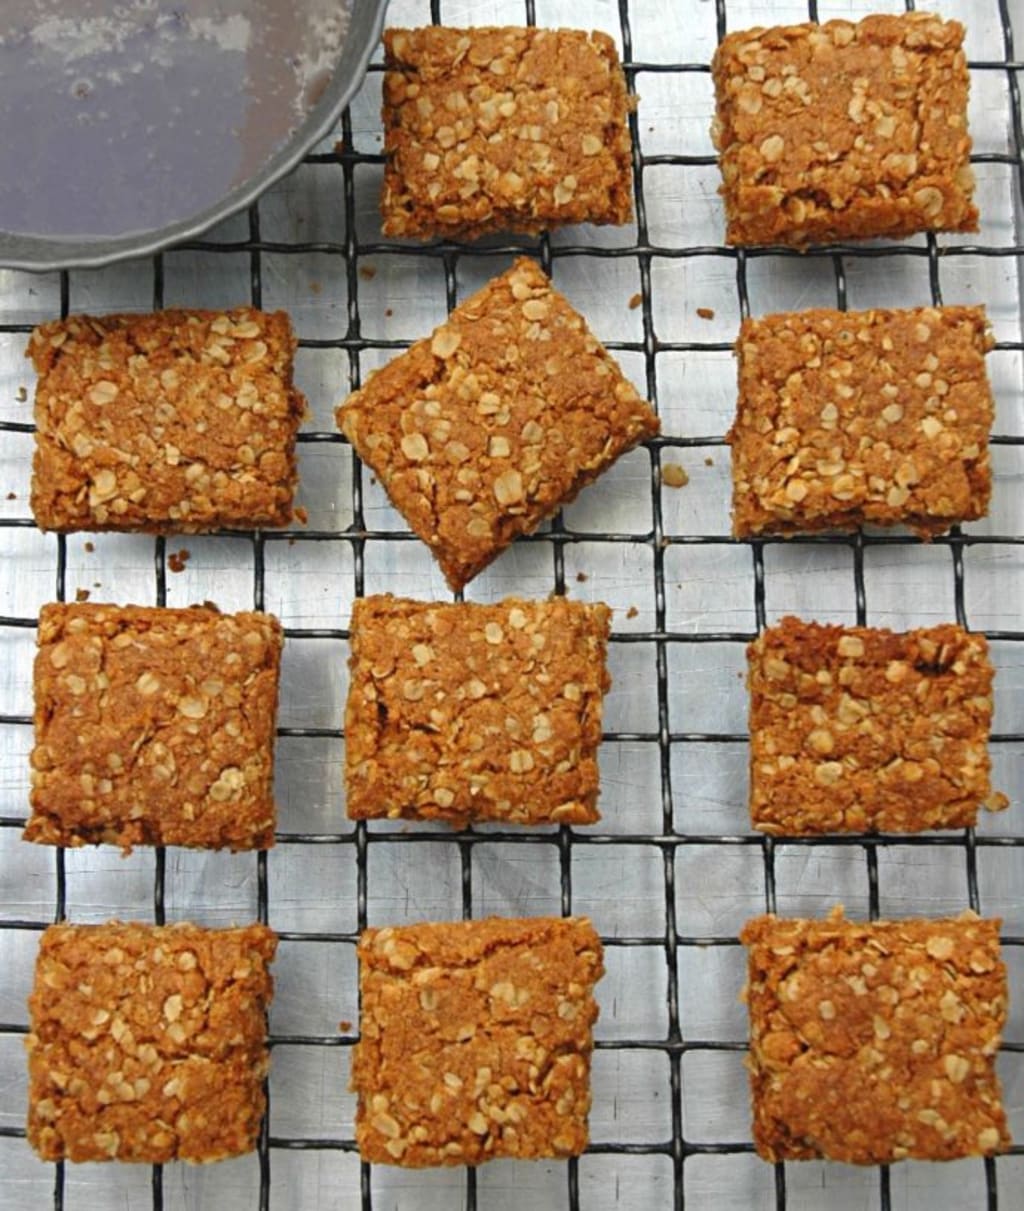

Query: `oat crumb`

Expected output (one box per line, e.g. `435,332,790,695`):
626,606,638,619
294,506,309,525
696,307,715,321
575,571,588,583
310,281,322,295
16,385,27,402
74,588,90,602
6,491,15,500
168,549,191,574
359,265,377,281
83,541,95,554
628,292,642,310
663,462,689,489
704,456,714,467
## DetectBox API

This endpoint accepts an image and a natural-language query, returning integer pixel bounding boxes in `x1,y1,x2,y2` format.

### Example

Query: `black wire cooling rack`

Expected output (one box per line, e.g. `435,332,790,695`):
0,0,1022,1208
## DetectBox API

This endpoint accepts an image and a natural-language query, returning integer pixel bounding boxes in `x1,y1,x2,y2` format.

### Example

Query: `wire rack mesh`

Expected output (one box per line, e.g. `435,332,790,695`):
0,0,1022,1208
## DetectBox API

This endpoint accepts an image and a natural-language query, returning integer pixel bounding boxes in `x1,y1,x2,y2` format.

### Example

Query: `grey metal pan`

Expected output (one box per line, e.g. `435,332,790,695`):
0,0,386,272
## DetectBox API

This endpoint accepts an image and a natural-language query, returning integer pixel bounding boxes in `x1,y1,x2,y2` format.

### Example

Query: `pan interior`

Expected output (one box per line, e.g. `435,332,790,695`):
0,1,350,241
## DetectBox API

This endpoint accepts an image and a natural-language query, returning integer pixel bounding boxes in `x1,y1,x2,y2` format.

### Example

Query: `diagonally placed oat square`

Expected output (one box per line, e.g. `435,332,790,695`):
711,12,977,246
28,307,305,532
728,305,994,538
336,258,659,590
381,26,634,240
25,603,283,852
742,909,1011,1164
747,617,1003,835
346,595,611,827
351,916,603,1167
27,920,277,1164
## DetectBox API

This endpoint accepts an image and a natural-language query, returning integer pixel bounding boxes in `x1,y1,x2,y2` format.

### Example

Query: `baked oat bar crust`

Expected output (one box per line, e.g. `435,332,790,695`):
336,258,659,590
742,909,1011,1164
28,307,305,533
711,13,977,246
346,595,611,826
748,617,999,835
728,305,994,538
26,603,282,852
351,916,603,1167
27,920,277,1164
381,26,633,239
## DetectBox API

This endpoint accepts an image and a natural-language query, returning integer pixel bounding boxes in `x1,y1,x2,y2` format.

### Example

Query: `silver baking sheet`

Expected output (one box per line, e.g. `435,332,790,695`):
0,0,1022,1208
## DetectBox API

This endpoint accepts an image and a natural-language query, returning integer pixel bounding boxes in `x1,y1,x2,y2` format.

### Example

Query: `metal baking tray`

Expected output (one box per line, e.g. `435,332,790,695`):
0,0,386,272
0,0,1021,1207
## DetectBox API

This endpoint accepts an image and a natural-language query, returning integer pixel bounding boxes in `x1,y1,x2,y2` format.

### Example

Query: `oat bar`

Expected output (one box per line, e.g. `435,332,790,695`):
336,258,659,589
728,306,994,538
28,307,305,532
381,26,633,239
742,909,1011,1164
25,603,282,852
351,916,603,1166
711,13,977,246
346,595,610,826
27,920,277,1163
748,617,1000,835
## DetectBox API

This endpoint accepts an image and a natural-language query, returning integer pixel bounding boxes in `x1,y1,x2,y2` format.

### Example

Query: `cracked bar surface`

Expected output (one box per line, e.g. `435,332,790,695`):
28,307,305,532
742,909,1010,1164
336,258,659,590
346,595,611,827
26,603,282,852
27,920,277,1163
381,26,633,239
711,12,977,246
351,916,603,1167
728,306,993,538
748,617,1001,835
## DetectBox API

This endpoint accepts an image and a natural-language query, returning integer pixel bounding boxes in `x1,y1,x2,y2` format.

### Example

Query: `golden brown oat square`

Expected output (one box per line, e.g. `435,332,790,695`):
351,916,603,1166
345,595,611,826
711,13,977,246
336,258,659,590
25,603,282,852
742,909,1011,1164
28,307,305,533
727,305,994,538
748,617,1001,835
27,921,277,1164
381,26,633,239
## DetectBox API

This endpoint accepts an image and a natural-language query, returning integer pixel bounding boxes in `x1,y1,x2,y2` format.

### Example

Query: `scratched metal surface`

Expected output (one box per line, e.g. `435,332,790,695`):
0,1,1022,1208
